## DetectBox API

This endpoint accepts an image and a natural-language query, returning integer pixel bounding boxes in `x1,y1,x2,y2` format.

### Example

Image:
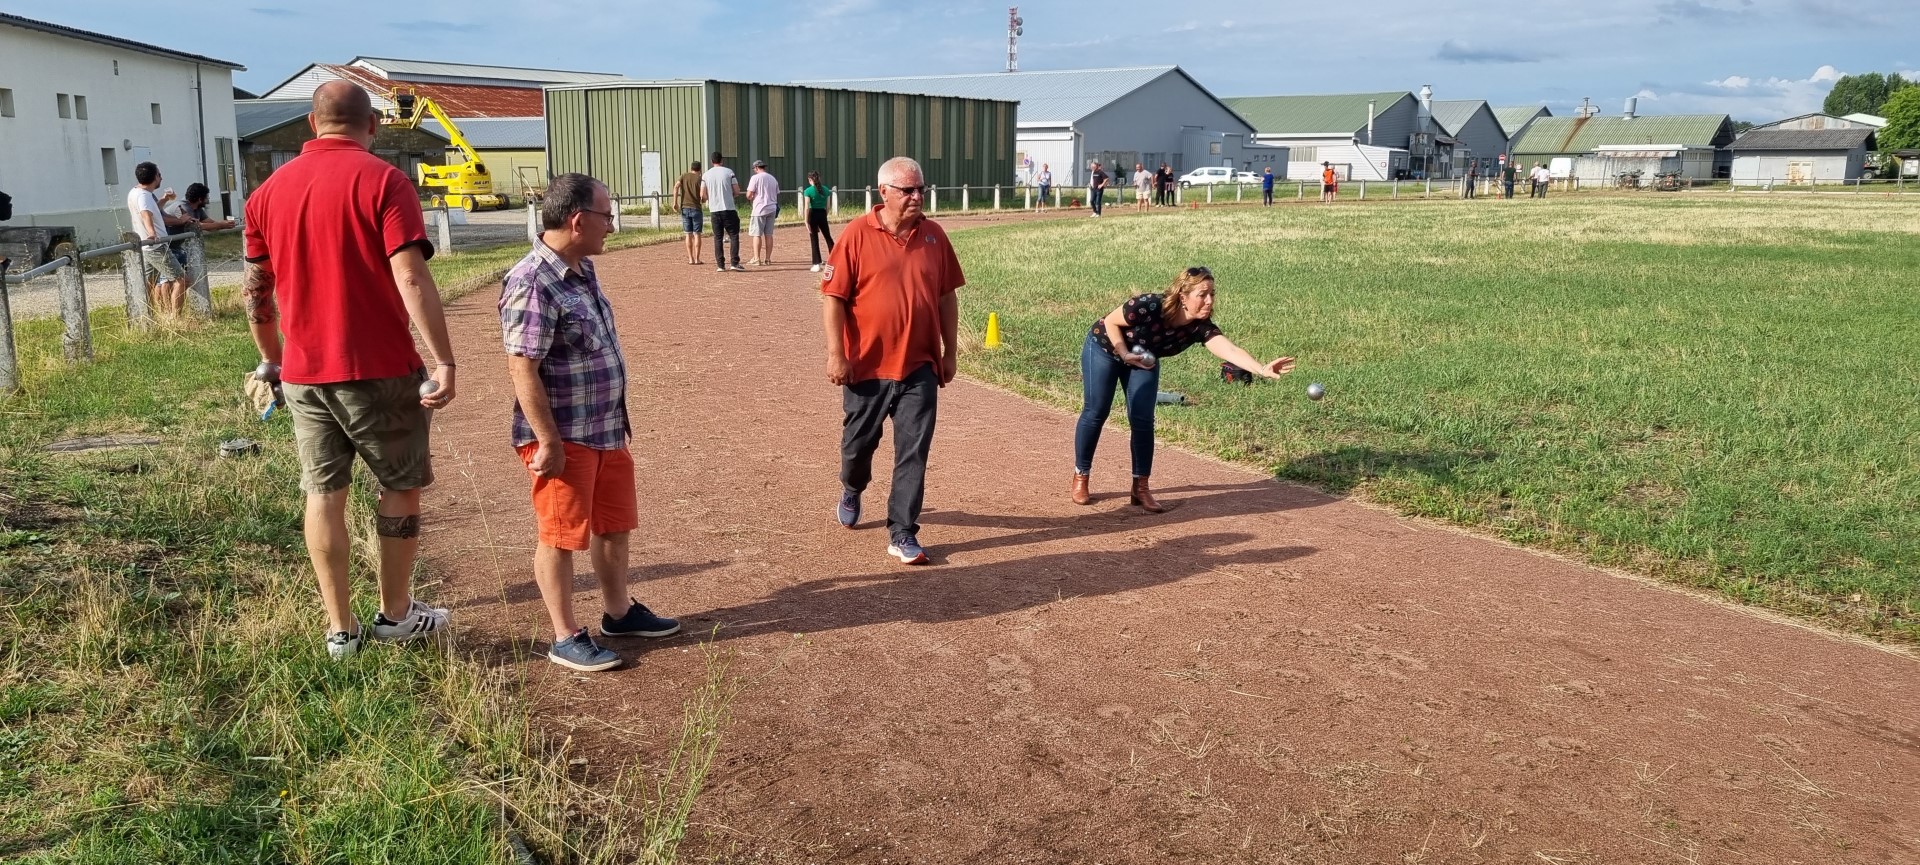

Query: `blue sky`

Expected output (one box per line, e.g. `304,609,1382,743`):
14,0,1919,121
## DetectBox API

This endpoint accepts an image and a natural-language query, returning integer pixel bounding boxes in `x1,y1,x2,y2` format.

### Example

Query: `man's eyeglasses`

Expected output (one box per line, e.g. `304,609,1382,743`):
885,184,927,198
1185,266,1213,279
581,208,616,223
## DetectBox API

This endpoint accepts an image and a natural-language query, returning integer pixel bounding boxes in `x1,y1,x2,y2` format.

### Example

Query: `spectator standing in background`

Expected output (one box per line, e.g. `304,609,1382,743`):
674,160,705,266
745,160,780,266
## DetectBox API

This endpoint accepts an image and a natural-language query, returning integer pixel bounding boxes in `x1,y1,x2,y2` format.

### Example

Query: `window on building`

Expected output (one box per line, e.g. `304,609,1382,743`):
1210,141,1222,155
74,95,88,120
57,93,71,119
216,138,237,193
101,148,118,185
113,60,119,75
766,86,786,158
0,88,14,117
855,93,868,158
151,103,163,124
964,102,975,160
929,98,944,159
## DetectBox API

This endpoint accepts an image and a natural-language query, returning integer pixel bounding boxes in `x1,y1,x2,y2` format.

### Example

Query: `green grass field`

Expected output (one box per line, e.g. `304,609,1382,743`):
952,195,1920,639
0,236,724,863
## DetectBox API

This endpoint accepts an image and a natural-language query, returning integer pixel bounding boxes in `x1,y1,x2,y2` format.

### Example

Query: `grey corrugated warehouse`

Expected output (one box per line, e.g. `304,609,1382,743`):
544,80,1015,199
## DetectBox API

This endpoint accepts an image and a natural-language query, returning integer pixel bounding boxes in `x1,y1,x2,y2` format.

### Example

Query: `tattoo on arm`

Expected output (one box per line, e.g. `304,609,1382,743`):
243,263,278,325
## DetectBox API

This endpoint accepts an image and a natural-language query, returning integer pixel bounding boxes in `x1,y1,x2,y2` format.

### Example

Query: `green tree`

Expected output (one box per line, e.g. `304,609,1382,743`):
1879,87,1920,154
1731,119,1756,134
1822,72,1913,117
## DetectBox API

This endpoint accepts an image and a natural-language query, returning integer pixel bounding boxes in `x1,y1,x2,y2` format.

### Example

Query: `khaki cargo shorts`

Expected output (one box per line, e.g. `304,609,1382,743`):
283,371,434,494
141,244,184,283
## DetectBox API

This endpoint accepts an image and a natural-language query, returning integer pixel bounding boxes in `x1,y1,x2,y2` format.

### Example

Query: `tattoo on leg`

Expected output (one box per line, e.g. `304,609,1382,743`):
376,514,421,539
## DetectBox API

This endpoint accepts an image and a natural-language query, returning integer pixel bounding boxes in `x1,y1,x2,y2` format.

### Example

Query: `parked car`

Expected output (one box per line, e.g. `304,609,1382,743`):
1177,166,1235,187
1234,171,1261,183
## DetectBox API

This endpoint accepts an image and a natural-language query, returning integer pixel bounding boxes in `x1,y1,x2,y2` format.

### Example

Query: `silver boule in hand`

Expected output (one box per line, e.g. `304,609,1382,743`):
1130,345,1156,368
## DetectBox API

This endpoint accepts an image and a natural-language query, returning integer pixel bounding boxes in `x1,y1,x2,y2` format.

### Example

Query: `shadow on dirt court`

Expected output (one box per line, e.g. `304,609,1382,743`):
419,211,1920,864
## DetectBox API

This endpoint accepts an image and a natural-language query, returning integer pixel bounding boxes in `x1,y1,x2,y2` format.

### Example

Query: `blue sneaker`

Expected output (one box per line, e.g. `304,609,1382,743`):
886,534,929,565
600,598,681,638
549,629,622,672
837,488,861,528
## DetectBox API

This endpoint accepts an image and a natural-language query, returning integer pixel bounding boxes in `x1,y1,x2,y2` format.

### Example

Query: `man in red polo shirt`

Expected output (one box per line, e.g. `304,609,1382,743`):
243,81,460,660
820,156,963,565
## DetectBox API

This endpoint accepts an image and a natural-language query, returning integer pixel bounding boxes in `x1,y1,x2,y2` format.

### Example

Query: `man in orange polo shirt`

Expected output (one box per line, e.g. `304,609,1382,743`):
820,156,963,565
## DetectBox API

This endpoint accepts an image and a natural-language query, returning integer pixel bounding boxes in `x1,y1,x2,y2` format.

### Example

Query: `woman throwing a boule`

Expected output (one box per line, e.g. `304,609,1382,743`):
1073,266,1295,512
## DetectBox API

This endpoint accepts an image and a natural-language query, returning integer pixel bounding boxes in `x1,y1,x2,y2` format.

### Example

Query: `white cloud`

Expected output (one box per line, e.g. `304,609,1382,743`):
1646,65,1850,120
1632,88,1661,101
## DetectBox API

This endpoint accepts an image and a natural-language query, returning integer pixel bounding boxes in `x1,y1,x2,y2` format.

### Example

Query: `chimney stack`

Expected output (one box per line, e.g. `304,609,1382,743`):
1623,97,1637,119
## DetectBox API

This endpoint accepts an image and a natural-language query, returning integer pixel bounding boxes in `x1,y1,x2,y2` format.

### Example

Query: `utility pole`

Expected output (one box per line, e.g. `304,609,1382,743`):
1006,8,1023,73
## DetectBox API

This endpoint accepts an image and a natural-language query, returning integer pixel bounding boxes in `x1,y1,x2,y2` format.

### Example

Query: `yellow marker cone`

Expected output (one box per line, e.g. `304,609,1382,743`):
984,312,1002,349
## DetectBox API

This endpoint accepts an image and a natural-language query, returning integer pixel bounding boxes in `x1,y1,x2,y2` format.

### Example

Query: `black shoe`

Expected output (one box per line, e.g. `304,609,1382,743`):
600,598,681,638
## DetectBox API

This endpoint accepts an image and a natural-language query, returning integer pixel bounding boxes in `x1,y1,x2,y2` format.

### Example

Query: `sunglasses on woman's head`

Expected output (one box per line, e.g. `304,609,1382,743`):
1186,266,1212,279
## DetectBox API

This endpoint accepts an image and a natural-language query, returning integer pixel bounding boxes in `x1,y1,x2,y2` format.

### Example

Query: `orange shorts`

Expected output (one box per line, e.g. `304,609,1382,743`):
516,442,638,551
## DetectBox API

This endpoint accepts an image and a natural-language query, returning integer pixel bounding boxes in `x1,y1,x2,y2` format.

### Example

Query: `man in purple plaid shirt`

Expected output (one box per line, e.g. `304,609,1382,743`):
499,173,680,673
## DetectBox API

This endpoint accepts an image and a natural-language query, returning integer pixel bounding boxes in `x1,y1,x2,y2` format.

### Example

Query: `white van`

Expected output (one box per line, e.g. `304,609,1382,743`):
1177,166,1235,187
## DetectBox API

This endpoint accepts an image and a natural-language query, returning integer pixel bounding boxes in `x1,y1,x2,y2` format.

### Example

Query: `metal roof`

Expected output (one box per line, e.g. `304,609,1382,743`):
1728,128,1875,151
1429,100,1489,136
421,117,547,149
1491,105,1550,139
235,99,313,138
0,11,242,70
1512,114,1733,154
1841,112,1887,128
796,66,1226,128
348,57,623,86
1222,92,1413,135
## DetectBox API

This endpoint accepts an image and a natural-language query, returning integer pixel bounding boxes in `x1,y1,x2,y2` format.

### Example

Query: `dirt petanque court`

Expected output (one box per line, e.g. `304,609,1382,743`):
421,217,1919,863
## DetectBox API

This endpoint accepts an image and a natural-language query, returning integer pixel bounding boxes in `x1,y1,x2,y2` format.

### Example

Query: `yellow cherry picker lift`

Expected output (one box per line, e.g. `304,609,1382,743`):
382,87,507,211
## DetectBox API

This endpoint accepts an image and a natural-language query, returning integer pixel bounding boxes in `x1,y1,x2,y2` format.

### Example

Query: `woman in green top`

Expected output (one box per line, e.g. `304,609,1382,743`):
803,171,835,273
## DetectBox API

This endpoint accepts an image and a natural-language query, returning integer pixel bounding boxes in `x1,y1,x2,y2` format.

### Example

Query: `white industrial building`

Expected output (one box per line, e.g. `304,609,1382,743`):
799,66,1274,186
1750,112,1884,132
0,12,243,247
1224,90,1422,181
1728,128,1876,185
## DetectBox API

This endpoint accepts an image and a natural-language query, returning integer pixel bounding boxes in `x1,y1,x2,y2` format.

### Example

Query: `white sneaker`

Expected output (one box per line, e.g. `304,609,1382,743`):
371,598,450,643
810,264,822,272
326,624,366,660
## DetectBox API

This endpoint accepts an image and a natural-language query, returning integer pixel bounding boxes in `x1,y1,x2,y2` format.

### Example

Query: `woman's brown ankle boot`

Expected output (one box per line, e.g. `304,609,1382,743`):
1130,476,1164,513
1072,473,1093,505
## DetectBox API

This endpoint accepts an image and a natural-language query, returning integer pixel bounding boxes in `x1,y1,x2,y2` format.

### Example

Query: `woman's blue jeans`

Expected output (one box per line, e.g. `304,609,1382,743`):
1074,332,1159,477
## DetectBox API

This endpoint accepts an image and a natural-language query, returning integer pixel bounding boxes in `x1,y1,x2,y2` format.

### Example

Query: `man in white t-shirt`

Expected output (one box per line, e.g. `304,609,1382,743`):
126,161,186,317
700,152,743,272
744,160,780,267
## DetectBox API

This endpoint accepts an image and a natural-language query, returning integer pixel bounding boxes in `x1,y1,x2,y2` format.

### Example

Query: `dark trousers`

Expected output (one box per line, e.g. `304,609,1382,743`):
711,209,741,267
1156,185,1171,206
1262,187,1274,205
1464,178,1476,198
841,363,939,539
1074,333,1159,478
1089,187,1104,215
807,208,835,265
1503,180,1515,198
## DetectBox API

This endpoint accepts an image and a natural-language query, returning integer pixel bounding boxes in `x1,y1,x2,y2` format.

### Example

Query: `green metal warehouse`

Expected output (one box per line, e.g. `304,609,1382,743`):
544,80,1017,199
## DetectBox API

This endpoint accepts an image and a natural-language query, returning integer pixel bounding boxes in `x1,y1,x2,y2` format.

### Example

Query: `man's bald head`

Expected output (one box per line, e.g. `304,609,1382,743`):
310,81,378,144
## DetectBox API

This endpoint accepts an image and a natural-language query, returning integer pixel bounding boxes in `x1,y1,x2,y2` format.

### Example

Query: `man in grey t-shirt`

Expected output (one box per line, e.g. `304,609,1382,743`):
700,152,743,272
